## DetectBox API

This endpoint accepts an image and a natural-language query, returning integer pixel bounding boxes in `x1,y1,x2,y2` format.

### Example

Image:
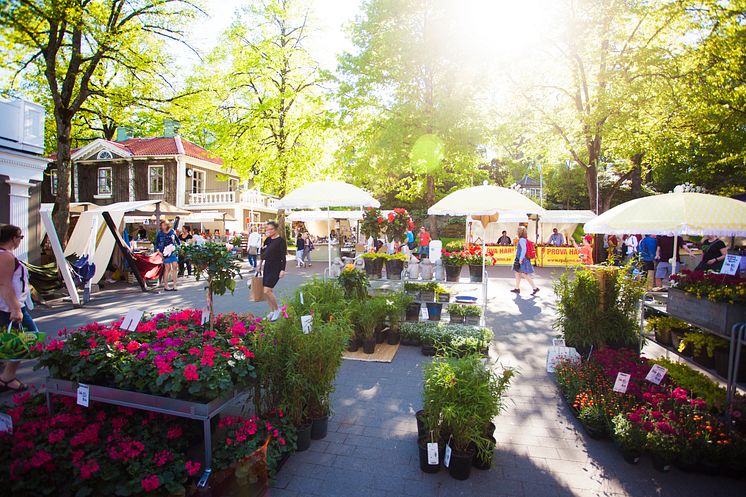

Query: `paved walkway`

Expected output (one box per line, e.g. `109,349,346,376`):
10,264,746,496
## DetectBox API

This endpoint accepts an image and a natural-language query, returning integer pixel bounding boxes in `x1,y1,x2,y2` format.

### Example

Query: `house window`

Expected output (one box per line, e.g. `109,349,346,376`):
50,170,58,195
191,169,205,194
228,178,238,192
97,167,112,195
148,165,164,194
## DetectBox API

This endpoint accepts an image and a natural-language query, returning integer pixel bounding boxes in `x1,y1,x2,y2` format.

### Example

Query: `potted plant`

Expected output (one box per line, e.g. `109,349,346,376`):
337,264,370,300
420,282,437,302
384,208,414,244
405,300,422,321
611,413,645,464
447,303,466,324
678,331,727,369
647,427,678,472
441,251,466,282
461,305,481,325
404,282,421,299
360,252,385,279
426,301,443,321
646,316,687,347
181,242,242,329
353,299,383,354
401,322,423,346
435,284,452,303
384,252,407,280
385,292,411,345
360,207,384,240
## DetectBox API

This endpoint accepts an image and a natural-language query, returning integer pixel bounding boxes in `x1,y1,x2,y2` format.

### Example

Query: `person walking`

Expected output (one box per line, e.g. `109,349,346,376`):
418,226,431,260
511,226,539,296
155,220,180,291
296,232,306,268
247,227,262,270
178,226,193,277
302,233,313,266
638,234,657,287
260,221,287,321
406,228,416,251
0,224,37,392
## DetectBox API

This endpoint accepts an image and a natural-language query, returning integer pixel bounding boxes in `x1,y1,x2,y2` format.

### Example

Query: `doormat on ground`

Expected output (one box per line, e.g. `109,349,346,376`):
343,343,399,363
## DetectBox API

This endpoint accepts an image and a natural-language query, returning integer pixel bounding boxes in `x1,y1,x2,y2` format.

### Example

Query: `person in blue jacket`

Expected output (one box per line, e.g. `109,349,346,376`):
155,220,180,291
638,234,657,288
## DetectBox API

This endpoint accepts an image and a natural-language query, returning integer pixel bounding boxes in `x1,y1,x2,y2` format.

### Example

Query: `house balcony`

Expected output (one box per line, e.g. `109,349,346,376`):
187,190,278,212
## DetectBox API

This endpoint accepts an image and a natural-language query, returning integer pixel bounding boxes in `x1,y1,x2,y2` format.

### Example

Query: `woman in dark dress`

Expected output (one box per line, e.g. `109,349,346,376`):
260,220,287,321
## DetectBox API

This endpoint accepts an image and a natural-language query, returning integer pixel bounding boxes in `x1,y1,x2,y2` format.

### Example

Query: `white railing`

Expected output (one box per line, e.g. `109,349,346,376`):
240,191,278,210
188,191,235,205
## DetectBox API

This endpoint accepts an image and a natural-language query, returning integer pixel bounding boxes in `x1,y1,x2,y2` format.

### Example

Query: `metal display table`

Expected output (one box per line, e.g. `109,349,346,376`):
640,292,746,408
46,378,247,471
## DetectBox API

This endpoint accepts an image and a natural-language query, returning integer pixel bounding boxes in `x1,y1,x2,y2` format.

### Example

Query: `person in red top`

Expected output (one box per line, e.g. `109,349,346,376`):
418,227,431,260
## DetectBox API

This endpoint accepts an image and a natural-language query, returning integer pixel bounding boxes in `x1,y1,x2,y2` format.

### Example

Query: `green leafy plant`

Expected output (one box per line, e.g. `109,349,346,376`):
650,358,735,411
350,297,387,340
612,413,646,453
553,264,645,349
337,264,370,300
385,252,408,261
360,207,384,239
444,240,465,252
360,252,388,259
181,242,242,328
384,208,414,242
678,331,728,358
447,304,481,317
646,316,689,332
287,277,350,324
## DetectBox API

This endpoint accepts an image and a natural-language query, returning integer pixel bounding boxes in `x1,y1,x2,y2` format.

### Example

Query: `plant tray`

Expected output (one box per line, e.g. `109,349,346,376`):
45,378,241,419
667,289,746,337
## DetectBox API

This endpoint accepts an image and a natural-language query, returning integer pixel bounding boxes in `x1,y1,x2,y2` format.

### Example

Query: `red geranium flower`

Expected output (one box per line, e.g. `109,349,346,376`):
141,475,160,492
184,364,199,381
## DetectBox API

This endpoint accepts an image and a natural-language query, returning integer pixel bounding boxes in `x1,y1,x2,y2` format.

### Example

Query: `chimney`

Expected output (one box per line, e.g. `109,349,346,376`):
164,119,180,138
115,126,130,142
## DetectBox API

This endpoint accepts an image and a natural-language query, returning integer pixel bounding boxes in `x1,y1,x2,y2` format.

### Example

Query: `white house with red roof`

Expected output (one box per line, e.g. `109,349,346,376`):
43,124,277,232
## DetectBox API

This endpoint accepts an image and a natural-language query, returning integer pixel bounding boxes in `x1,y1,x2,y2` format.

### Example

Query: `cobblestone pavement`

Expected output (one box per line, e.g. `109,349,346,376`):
9,264,746,496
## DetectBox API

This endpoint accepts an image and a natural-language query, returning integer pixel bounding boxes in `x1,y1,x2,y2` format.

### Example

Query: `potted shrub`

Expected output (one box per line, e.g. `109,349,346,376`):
420,282,437,302
678,331,727,370
384,253,407,280
645,316,687,347
462,305,481,325
426,301,443,321
405,300,422,321
337,264,370,300
447,303,466,324
360,253,385,279
404,282,421,299
441,251,466,282
435,284,452,303
353,299,383,354
384,208,414,245
612,413,645,464
360,207,384,240
401,322,424,346
385,292,411,345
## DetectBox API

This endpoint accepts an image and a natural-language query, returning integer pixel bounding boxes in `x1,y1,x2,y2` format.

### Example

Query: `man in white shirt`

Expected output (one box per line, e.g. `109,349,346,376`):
548,228,565,246
247,227,262,270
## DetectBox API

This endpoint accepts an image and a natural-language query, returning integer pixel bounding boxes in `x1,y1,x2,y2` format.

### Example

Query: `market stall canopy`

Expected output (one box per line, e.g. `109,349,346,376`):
286,210,365,222
125,200,191,217
41,202,97,215
182,211,237,223
583,192,746,236
428,184,544,219
276,181,380,210
539,210,596,224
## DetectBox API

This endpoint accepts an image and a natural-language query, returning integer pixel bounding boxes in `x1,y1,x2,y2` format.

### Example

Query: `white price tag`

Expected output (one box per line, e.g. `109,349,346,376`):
0,413,12,434
77,384,90,407
301,315,313,334
552,338,566,347
120,309,144,332
420,307,428,320
300,292,304,305
426,442,439,465
201,308,210,325
443,443,452,468
613,372,631,393
646,364,668,385
720,255,742,276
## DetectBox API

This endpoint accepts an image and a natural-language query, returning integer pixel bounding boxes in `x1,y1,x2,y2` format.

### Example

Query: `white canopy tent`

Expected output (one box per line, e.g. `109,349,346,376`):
429,184,544,322
468,210,596,245
276,181,380,273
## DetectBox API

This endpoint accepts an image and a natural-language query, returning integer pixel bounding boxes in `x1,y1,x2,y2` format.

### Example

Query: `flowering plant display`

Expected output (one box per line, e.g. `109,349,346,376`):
337,264,370,300
385,208,414,242
360,207,383,239
1,392,199,497
34,310,259,402
670,269,746,304
441,250,468,267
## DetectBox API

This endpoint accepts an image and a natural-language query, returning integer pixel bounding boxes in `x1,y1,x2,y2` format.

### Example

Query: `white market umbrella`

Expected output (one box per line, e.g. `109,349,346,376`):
584,192,746,274
276,181,380,272
428,184,544,322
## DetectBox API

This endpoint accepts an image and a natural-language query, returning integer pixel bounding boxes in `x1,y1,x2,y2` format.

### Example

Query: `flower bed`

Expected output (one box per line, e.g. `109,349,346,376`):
34,310,259,402
554,348,746,474
0,392,295,496
400,322,492,356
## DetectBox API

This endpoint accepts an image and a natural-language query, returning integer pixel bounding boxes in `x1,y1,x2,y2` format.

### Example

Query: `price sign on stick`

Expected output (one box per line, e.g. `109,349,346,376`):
77,384,90,407
120,309,144,332
720,255,742,276
443,443,452,468
201,308,210,326
646,364,668,385
613,373,631,393
301,315,313,334
552,338,566,347
0,413,12,434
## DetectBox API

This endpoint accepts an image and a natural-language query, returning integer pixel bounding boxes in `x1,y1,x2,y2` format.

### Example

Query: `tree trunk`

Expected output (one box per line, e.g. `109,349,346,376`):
585,164,598,214
425,174,438,239
52,116,73,245
630,153,643,197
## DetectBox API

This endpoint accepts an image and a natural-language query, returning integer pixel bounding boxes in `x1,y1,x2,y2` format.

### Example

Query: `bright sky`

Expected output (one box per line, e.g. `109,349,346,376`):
176,0,362,72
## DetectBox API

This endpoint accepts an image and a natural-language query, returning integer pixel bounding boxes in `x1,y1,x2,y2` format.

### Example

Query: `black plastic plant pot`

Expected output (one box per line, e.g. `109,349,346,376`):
447,445,475,480
468,264,483,283
375,328,387,344
651,454,672,472
406,302,421,321
296,422,312,452
471,436,496,470
311,415,328,440
421,344,436,356
387,329,400,345
484,422,496,437
348,337,361,352
416,410,427,438
622,449,641,465
693,350,716,370
444,264,462,282
362,338,376,354
426,302,443,321
418,436,442,474
385,259,404,280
